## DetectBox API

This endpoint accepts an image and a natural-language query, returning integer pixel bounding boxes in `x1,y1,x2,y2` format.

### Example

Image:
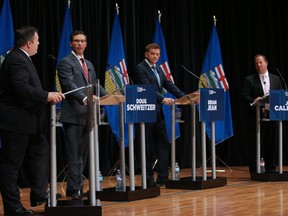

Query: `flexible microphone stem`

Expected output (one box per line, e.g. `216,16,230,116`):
275,67,288,90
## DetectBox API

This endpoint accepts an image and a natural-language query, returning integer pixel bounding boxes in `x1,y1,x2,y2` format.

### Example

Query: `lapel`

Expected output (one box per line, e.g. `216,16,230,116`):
70,54,89,83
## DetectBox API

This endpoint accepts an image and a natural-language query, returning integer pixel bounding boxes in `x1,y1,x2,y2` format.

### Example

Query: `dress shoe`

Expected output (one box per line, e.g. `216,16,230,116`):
30,193,62,207
71,190,83,200
156,177,168,186
146,178,156,188
4,206,33,216
66,190,83,197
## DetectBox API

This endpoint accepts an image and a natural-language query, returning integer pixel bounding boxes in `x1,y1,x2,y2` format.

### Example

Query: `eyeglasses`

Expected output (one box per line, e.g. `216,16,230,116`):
72,39,86,44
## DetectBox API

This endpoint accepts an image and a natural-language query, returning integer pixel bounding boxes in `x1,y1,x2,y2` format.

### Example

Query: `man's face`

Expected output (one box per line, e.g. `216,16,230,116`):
28,32,39,56
145,48,160,65
255,56,268,74
70,34,87,56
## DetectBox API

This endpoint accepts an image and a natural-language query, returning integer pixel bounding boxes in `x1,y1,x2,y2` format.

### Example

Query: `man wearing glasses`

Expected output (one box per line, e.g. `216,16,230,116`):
58,30,107,200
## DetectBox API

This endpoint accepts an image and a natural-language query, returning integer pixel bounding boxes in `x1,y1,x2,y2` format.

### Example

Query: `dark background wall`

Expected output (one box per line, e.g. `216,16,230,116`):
2,0,288,176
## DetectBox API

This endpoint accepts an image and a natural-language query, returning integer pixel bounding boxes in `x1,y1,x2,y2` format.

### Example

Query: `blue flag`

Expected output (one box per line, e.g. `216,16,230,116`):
152,18,180,143
105,13,130,147
0,0,14,56
199,24,233,144
55,4,73,93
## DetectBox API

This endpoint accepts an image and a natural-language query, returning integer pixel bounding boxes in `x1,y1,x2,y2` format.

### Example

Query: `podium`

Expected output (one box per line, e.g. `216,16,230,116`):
96,85,160,201
250,91,288,181
46,85,102,216
166,90,227,190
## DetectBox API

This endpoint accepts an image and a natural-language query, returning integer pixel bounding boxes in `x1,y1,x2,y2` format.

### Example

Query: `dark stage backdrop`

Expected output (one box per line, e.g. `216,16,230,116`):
2,0,288,177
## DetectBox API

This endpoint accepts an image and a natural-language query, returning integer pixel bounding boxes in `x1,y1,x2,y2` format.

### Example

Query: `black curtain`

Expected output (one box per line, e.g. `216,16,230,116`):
3,0,288,178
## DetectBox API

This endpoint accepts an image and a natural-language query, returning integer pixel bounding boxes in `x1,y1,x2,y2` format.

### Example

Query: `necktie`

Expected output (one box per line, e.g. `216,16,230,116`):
151,65,160,86
80,58,89,81
262,75,269,94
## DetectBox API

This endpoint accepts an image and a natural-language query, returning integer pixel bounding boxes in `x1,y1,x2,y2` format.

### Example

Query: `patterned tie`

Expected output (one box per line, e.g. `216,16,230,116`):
80,58,89,81
151,65,160,86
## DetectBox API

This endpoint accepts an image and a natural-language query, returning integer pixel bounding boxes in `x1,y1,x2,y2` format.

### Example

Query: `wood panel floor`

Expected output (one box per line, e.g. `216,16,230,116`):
1,166,288,215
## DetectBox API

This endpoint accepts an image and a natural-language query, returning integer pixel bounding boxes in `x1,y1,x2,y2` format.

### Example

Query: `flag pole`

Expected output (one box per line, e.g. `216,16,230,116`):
158,10,162,23
213,15,217,26
116,3,119,15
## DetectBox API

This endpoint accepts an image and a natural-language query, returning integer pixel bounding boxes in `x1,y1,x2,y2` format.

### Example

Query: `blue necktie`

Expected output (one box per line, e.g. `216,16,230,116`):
151,65,160,86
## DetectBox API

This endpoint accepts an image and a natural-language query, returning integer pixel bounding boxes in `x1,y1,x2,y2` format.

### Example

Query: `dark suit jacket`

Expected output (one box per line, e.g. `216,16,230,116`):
58,53,106,126
0,48,48,134
243,72,283,119
134,60,185,111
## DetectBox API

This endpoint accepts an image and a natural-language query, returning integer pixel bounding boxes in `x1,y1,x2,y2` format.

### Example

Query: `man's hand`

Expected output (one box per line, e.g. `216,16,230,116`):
48,92,65,104
162,98,174,105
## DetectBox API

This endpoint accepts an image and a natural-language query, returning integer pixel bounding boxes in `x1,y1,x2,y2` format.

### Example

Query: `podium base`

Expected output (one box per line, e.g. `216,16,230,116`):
96,186,160,201
250,171,288,181
45,200,102,216
165,176,227,190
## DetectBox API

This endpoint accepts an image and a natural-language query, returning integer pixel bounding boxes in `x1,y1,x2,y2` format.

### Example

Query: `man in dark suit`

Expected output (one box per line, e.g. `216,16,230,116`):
0,26,64,215
58,30,107,199
134,43,185,187
243,54,283,173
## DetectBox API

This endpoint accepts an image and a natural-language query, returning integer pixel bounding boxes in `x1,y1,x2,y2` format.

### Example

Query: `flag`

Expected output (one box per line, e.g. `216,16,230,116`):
55,4,73,93
104,12,130,147
0,0,14,58
199,23,233,144
152,17,180,143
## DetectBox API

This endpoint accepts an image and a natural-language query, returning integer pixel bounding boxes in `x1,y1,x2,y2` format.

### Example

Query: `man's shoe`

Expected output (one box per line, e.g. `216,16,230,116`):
30,193,62,207
72,190,83,200
146,178,156,188
156,177,168,186
4,206,33,216
66,190,83,197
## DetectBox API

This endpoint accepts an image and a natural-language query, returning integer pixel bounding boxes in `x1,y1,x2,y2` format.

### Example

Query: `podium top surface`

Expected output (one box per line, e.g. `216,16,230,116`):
175,91,200,105
250,93,269,106
100,94,125,105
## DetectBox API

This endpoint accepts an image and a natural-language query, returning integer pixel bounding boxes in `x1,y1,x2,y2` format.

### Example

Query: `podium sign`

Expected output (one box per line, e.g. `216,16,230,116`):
125,85,156,123
199,88,224,122
269,90,288,120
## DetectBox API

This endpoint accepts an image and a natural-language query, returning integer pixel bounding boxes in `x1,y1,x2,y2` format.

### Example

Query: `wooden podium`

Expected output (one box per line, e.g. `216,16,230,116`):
166,90,227,190
46,86,102,216
96,91,160,201
250,94,288,181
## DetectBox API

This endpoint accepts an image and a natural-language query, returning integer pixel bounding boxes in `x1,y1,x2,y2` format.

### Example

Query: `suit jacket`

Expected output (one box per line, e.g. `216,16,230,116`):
134,60,185,112
0,48,48,134
243,72,283,119
58,53,106,126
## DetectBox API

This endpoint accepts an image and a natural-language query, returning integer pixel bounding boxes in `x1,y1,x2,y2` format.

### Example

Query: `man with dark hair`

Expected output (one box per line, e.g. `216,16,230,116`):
134,43,185,187
0,26,64,215
58,30,107,199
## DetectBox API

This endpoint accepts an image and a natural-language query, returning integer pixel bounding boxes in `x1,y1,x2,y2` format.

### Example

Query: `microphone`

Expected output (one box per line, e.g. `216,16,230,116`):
48,54,58,61
181,65,200,80
275,67,288,90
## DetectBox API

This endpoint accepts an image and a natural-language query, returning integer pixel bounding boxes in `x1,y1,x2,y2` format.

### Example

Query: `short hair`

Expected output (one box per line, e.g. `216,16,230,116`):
254,54,268,62
145,43,161,52
70,30,87,42
14,26,38,47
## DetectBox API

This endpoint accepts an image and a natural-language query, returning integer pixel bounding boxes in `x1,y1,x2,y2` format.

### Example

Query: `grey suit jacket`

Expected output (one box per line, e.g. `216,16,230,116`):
58,53,106,126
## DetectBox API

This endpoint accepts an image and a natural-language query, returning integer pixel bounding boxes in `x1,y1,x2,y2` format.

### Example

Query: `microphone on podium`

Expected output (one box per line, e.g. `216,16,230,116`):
181,65,200,80
275,67,288,90
48,54,58,61
181,65,205,87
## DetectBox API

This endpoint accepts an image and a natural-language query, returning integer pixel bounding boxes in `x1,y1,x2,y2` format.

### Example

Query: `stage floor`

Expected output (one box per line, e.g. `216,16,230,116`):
1,166,288,215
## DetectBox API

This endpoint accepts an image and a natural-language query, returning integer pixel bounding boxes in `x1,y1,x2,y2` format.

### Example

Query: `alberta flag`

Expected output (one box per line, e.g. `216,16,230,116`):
200,23,233,144
55,4,73,93
152,18,180,142
0,0,14,61
105,12,130,147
